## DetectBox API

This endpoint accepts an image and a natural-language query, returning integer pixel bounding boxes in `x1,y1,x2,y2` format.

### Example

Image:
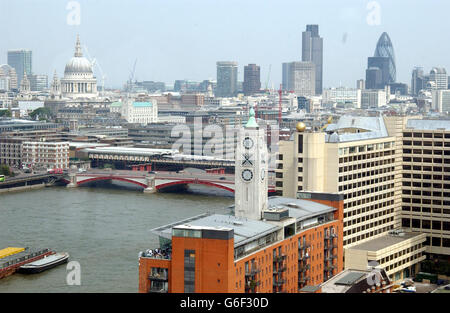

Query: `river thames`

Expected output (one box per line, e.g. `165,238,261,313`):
0,184,233,292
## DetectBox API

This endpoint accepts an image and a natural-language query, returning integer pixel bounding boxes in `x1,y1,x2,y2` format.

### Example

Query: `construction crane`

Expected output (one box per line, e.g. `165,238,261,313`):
83,45,107,96
265,64,272,91
127,59,137,91
278,84,282,126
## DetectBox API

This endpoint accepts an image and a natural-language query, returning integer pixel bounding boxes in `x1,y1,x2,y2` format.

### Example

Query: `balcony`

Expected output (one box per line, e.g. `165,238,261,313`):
298,263,310,272
148,287,168,293
299,243,311,251
245,267,261,277
274,254,287,263
298,253,310,261
148,272,168,281
277,265,287,273
299,276,310,284
273,278,286,287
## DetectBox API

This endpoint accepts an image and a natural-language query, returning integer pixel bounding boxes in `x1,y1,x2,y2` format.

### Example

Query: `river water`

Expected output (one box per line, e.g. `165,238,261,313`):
0,183,233,292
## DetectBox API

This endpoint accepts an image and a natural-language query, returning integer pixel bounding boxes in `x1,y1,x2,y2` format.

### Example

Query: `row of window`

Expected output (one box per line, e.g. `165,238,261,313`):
401,206,450,214
403,141,450,147
403,173,450,180
403,149,450,155
344,216,394,236
401,219,450,231
339,162,395,174
344,208,394,226
403,165,450,172
343,190,395,201
402,189,450,198
403,132,450,139
384,252,424,272
378,244,423,265
343,224,394,246
339,150,395,163
403,157,450,164
338,142,395,156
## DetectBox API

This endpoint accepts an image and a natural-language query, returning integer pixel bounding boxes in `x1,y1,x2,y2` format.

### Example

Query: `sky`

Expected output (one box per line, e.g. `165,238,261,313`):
0,0,449,89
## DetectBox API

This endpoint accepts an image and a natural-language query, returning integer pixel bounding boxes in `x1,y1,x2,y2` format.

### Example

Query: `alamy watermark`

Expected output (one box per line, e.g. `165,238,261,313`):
366,1,381,26
66,261,81,286
66,1,81,26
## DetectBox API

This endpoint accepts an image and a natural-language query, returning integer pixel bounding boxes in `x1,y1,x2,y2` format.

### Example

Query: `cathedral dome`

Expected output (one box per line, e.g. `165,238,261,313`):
64,35,93,75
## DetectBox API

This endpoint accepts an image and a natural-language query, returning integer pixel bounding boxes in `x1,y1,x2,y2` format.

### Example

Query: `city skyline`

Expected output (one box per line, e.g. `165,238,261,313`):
1,0,450,89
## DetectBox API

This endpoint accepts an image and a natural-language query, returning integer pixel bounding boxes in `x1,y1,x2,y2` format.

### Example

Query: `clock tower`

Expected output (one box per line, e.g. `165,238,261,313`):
235,107,268,220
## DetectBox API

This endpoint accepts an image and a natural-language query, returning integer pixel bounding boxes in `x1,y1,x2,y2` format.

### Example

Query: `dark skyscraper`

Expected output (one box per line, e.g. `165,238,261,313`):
243,64,261,96
366,57,390,89
374,32,396,83
365,32,396,90
302,24,323,95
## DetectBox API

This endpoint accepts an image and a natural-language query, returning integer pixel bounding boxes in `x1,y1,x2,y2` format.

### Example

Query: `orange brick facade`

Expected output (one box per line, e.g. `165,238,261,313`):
139,195,343,293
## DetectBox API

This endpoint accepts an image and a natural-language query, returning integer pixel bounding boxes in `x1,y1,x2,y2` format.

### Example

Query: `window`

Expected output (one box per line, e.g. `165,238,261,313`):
184,250,196,293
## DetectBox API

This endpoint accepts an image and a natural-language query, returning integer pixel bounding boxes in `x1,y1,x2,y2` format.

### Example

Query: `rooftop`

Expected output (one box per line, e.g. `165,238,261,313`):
406,119,450,131
151,213,279,247
150,197,337,247
348,232,422,252
320,268,391,293
267,197,335,221
325,115,389,143
81,146,177,157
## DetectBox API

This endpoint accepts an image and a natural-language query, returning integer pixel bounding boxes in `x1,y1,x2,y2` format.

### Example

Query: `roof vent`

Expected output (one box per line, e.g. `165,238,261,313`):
233,221,243,226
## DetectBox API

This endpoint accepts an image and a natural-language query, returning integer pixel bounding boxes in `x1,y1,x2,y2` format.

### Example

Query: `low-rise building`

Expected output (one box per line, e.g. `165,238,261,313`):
22,141,69,170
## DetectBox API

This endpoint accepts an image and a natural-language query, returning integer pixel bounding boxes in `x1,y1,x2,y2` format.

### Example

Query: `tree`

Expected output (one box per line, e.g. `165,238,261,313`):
0,164,11,176
29,107,53,121
0,109,12,117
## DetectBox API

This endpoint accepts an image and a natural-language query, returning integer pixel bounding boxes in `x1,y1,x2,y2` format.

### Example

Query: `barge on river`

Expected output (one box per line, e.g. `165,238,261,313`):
0,247,53,279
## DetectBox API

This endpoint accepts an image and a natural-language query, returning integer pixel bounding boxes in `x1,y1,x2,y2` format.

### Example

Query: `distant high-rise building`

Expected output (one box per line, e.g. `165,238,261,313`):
365,67,382,90
302,25,323,95
356,79,365,90
243,64,261,96
364,32,396,91
411,67,425,96
282,61,315,97
366,57,390,89
7,49,32,87
29,74,48,92
374,32,396,83
429,67,448,90
216,61,238,97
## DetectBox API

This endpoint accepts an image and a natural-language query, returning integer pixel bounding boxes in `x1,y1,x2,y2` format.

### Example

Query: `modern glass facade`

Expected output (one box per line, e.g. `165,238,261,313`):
374,32,396,84
216,61,238,97
7,50,32,87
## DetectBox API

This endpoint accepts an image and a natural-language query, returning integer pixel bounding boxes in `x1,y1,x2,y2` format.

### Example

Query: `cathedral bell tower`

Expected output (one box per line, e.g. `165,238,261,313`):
234,107,268,220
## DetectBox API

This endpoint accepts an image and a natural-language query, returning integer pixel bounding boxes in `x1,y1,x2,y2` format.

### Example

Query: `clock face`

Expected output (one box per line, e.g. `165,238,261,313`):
241,169,253,182
243,137,254,149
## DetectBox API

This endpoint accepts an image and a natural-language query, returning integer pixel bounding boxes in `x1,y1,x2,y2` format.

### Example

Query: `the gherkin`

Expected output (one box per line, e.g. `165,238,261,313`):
374,32,396,83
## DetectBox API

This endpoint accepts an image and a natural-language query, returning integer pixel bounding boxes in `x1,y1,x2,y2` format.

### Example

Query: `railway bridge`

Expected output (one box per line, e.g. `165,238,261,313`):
63,170,276,194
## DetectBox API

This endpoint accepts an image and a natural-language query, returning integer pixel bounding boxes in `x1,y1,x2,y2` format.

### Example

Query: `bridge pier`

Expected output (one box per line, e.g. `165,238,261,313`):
143,174,157,194
66,172,78,188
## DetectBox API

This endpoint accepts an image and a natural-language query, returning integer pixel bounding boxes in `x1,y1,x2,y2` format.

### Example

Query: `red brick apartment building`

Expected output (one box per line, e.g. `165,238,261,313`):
139,192,343,293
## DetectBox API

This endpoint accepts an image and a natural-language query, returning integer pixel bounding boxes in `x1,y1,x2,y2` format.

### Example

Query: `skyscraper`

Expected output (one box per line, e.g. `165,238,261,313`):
282,62,315,97
366,57,390,89
243,64,261,96
302,25,323,95
411,67,425,96
215,61,238,97
429,67,448,90
373,32,396,84
7,49,32,87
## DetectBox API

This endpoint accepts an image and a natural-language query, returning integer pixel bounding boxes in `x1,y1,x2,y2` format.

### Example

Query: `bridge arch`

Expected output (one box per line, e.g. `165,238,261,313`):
77,176,148,188
156,180,234,193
